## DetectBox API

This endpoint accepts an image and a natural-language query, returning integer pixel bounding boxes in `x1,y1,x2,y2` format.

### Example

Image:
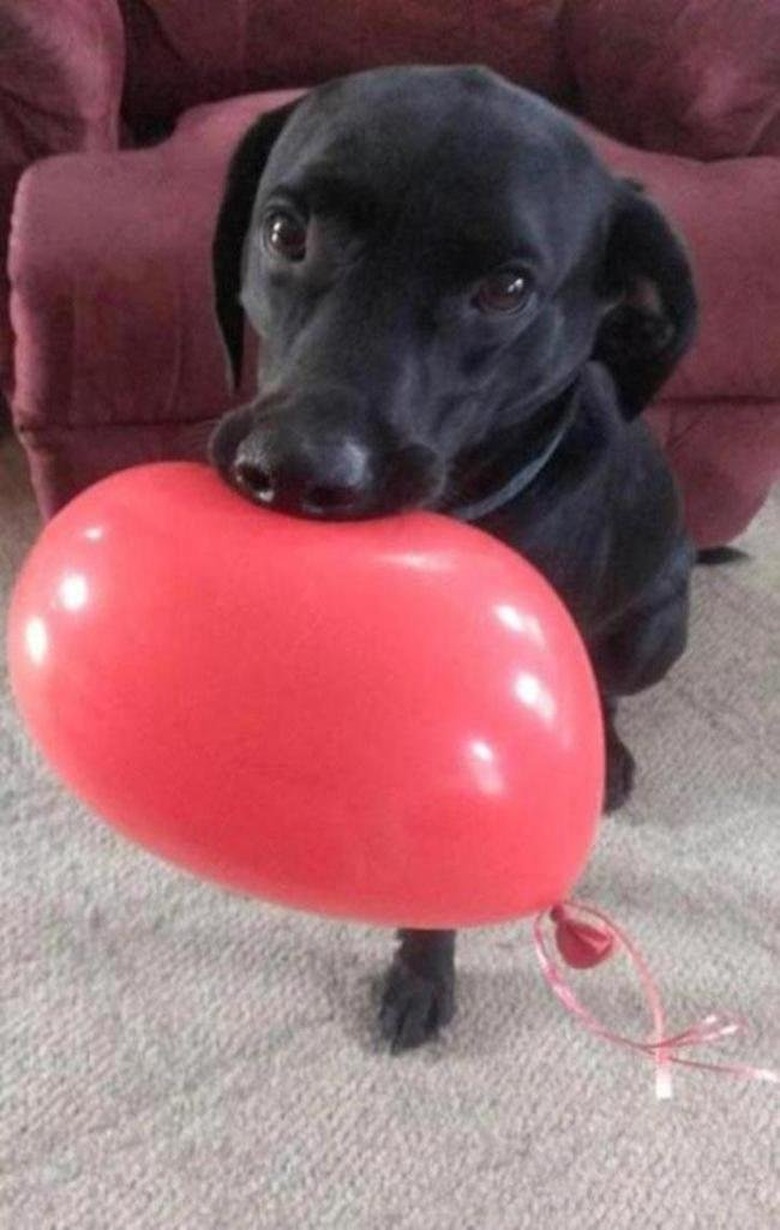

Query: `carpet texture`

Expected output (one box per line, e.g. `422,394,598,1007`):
1,437,778,1229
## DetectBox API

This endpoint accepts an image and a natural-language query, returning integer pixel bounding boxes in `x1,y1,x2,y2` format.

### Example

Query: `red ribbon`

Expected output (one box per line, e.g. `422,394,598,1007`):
533,900,779,1099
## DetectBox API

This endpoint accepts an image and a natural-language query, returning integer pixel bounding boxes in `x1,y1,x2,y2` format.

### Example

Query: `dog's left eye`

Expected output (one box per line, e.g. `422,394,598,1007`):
475,269,533,314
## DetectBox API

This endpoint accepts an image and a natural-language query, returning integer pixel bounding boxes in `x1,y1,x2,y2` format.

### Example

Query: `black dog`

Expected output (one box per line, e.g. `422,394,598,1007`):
209,66,697,1052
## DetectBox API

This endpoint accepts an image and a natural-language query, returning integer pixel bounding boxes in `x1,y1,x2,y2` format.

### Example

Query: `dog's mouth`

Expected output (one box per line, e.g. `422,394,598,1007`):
210,380,578,524
440,384,581,522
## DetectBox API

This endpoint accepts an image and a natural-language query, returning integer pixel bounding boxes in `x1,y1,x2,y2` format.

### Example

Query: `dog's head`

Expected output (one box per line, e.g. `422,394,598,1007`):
210,66,696,520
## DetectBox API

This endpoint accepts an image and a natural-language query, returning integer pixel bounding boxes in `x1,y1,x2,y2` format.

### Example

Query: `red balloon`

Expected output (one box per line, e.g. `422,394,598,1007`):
8,462,603,928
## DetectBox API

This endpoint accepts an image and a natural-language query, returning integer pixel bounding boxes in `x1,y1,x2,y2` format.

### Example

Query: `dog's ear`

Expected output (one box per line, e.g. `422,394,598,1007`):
213,101,300,390
594,182,697,418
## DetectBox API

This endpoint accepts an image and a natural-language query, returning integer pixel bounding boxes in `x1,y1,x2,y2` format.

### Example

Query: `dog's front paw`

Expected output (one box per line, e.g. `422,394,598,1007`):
605,731,636,812
379,958,456,1052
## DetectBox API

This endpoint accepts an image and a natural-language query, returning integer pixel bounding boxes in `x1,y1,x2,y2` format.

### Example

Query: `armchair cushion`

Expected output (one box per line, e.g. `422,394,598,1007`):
119,0,574,136
565,0,780,159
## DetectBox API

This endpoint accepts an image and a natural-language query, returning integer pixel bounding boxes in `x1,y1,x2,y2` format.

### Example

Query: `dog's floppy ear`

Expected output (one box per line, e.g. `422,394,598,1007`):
213,101,300,390
594,182,697,418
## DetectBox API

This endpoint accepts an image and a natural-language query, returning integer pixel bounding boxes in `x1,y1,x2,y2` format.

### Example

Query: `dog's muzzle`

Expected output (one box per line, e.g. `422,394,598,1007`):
210,392,446,520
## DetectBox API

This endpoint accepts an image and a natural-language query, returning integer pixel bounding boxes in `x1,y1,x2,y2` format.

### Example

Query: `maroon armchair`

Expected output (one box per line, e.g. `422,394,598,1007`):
4,0,780,546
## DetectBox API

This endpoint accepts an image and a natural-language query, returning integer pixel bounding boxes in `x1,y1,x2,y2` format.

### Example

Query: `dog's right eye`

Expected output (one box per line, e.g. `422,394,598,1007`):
263,211,308,262
475,268,533,315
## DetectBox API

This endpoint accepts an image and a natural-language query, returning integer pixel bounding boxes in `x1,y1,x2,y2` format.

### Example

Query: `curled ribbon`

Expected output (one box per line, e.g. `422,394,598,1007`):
533,900,779,1100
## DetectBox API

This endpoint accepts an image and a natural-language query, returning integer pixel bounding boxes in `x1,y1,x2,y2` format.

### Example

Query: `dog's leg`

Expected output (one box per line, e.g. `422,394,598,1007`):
601,695,636,812
379,929,456,1051
593,543,692,812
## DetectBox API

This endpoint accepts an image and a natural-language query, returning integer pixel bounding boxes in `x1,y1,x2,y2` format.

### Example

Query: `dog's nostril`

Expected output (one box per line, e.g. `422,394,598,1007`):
233,460,275,504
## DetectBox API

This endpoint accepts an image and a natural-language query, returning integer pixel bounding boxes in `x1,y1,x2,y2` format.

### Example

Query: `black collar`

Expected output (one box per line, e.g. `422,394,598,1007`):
449,388,580,524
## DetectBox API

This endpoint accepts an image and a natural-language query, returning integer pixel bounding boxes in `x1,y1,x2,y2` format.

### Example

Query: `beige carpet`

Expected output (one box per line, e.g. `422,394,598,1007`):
2,436,778,1229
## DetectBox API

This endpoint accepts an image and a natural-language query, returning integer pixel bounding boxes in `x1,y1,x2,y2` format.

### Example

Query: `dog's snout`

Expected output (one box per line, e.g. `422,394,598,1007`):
212,387,447,519
232,432,373,518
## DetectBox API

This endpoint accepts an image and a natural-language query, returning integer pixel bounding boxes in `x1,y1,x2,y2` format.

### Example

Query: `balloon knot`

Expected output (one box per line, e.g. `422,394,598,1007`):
550,902,616,969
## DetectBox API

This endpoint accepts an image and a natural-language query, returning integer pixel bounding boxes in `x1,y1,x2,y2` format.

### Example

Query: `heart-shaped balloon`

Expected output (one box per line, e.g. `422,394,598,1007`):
8,462,603,928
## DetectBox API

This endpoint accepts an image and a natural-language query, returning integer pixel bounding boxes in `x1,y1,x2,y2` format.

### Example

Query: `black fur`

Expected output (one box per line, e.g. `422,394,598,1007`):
209,67,698,1052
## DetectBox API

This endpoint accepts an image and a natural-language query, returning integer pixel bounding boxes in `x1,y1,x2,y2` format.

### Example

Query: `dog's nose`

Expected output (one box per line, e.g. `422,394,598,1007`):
231,436,374,518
